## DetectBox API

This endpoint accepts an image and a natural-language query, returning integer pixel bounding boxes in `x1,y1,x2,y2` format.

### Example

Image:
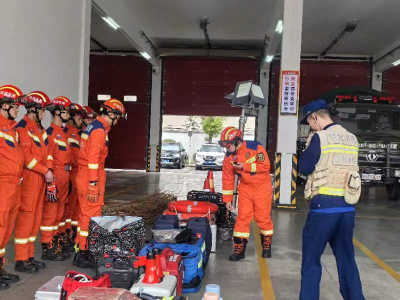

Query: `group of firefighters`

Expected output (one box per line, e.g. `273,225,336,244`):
0,84,126,290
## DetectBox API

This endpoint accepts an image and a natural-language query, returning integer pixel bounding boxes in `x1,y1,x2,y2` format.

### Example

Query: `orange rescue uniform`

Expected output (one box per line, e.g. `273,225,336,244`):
76,117,110,250
222,141,274,238
0,114,24,257
14,116,51,260
40,123,71,243
60,124,81,231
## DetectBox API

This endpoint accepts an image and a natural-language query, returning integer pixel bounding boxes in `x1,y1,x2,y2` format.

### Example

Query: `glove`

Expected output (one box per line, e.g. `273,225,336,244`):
46,181,58,203
87,183,99,203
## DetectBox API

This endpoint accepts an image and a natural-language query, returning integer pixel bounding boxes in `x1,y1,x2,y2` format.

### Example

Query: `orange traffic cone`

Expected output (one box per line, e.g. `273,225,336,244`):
142,250,161,284
207,170,215,192
153,248,164,279
203,178,211,192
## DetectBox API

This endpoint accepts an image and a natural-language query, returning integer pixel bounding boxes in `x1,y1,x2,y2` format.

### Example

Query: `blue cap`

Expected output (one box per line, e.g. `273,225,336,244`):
300,99,328,125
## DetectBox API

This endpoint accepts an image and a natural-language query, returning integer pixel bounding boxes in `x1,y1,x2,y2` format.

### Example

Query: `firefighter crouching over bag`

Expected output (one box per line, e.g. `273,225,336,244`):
219,127,274,261
14,91,54,274
0,85,25,290
74,99,126,268
40,96,72,262
298,99,364,300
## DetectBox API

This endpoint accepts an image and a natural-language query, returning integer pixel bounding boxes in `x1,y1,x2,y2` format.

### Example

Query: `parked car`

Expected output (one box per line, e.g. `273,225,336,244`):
195,144,225,170
161,142,187,169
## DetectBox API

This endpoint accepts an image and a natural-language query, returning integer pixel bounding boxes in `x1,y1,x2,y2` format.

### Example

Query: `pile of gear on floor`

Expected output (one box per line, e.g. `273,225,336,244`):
35,174,227,300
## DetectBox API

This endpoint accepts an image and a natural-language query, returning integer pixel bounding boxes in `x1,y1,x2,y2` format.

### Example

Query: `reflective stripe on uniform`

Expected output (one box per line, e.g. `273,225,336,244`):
233,232,250,238
245,156,257,163
59,222,66,227
0,248,5,255
68,138,79,145
88,163,99,170
201,242,206,252
222,190,233,195
198,258,203,268
319,187,345,196
81,133,88,140
322,145,358,150
29,236,37,242
79,231,89,237
47,155,54,161
71,221,78,226
322,150,358,155
28,131,41,144
66,219,72,223
251,163,257,173
53,226,59,231
77,227,81,232
40,226,54,231
27,158,38,169
42,132,48,140
260,229,274,236
321,145,358,155
54,139,67,147
14,238,29,245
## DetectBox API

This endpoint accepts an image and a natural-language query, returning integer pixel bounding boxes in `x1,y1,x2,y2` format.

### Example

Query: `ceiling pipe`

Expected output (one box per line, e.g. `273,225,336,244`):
199,17,212,49
320,20,357,57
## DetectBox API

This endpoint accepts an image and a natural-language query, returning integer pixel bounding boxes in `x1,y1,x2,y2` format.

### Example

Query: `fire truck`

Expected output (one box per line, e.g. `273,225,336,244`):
297,86,400,201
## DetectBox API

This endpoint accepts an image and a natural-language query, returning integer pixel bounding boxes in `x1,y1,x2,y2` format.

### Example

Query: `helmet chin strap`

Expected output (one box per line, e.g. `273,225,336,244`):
3,105,15,120
71,114,82,129
107,112,118,127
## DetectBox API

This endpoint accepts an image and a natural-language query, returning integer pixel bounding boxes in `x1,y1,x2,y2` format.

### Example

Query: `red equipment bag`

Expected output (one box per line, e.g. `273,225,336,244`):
160,248,184,296
60,271,111,300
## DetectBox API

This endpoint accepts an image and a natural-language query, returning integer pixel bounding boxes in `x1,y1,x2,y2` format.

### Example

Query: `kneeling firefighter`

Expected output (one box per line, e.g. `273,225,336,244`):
219,127,274,261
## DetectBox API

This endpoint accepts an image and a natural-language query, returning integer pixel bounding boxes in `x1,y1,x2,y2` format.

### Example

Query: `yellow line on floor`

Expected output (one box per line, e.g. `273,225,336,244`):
253,223,275,300
353,237,400,283
104,184,139,201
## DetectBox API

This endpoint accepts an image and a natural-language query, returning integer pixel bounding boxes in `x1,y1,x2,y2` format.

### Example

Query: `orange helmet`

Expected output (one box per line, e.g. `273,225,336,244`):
83,105,97,119
100,98,127,120
25,91,50,109
0,84,24,105
48,96,72,112
219,126,243,148
69,103,85,116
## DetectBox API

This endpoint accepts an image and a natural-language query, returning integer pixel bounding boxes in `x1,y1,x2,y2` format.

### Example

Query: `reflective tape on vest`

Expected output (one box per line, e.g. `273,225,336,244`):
319,187,345,196
27,158,38,170
14,238,29,245
233,231,250,238
40,226,54,231
222,190,233,195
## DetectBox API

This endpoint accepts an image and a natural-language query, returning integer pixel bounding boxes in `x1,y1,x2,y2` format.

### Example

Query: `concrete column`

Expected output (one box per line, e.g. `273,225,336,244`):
372,66,383,92
256,67,270,147
148,62,163,172
275,0,304,206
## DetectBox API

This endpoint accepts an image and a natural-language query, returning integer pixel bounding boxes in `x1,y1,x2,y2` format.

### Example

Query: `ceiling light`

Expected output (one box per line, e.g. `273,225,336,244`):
102,17,120,30
141,52,151,60
392,59,400,66
276,20,283,34
265,55,274,63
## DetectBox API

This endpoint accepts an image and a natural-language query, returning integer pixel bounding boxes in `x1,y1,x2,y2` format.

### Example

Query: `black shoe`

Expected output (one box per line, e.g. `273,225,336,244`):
41,243,67,261
14,260,39,274
0,280,10,290
54,234,72,257
73,250,94,269
0,269,20,284
229,237,248,262
260,234,272,258
29,258,46,269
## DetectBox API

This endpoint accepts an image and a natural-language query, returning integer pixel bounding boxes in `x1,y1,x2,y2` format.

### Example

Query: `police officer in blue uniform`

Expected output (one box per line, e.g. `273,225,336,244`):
299,99,365,300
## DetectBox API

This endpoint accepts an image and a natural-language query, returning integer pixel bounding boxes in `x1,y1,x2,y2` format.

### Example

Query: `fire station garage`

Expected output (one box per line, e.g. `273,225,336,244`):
0,0,400,299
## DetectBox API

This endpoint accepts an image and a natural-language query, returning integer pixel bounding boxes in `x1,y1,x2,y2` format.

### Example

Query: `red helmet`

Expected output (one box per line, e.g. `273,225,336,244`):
83,105,97,119
48,96,72,112
69,103,85,116
25,91,50,109
219,126,242,148
0,85,24,105
101,98,127,119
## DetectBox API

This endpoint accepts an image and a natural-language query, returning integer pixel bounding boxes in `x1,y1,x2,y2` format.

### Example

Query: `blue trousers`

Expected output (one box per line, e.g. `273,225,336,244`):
300,211,365,300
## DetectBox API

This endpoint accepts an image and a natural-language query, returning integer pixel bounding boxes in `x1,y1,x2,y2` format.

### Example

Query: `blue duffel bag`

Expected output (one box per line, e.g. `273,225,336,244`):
139,238,206,293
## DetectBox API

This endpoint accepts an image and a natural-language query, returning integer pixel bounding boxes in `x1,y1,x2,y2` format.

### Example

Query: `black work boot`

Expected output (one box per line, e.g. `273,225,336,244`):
0,257,19,284
14,260,39,274
41,242,67,261
29,257,46,269
261,234,273,258
229,237,248,262
53,235,71,258
0,279,10,290
73,250,93,269
58,233,75,253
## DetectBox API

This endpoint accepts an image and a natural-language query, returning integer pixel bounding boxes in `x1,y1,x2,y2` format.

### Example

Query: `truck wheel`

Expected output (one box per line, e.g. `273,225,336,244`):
385,183,400,201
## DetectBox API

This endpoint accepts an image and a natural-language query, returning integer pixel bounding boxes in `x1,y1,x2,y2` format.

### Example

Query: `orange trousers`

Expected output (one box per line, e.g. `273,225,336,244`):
40,167,69,243
233,182,274,239
59,168,79,233
0,177,21,257
76,167,106,250
14,170,45,261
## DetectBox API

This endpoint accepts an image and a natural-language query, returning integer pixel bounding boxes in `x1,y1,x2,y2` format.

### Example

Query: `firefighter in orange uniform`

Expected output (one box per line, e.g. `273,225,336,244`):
0,85,25,290
219,126,274,261
59,103,85,253
40,96,72,261
74,99,126,268
82,106,97,129
14,91,54,274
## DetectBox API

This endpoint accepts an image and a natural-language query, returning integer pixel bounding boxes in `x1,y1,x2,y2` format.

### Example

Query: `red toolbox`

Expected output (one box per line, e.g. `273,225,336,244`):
160,248,184,296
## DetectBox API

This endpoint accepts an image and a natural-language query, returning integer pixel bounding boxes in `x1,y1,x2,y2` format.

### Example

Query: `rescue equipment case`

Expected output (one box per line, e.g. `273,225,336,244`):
187,217,212,265
154,215,179,230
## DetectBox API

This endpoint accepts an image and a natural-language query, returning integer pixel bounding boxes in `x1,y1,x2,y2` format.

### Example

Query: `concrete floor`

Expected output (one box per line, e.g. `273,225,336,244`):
1,167,400,300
